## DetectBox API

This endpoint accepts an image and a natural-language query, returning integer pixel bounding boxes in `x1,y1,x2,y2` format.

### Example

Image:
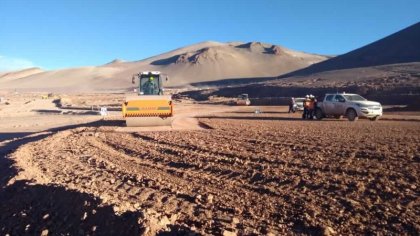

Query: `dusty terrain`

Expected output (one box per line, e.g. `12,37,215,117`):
182,62,420,110
0,94,419,235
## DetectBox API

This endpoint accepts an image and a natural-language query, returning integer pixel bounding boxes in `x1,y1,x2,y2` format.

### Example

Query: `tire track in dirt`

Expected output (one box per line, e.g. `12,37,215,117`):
9,117,420,235
13,128,282,234
96,131,286,233
13,128,209,234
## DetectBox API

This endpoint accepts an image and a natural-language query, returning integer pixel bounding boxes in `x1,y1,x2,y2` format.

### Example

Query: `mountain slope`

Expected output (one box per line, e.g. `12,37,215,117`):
280,22,420,77
0,41,328,92
181,23,420,108
0,67,44,81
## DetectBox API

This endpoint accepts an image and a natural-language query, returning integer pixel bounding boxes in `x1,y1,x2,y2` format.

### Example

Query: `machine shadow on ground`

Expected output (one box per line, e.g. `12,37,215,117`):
0,180,143,235
0,118,147,235
230,111,290,114
198,115,307,121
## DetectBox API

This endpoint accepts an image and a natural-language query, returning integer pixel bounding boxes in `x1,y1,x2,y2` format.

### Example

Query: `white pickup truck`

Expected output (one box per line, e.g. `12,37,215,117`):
315,93,383,121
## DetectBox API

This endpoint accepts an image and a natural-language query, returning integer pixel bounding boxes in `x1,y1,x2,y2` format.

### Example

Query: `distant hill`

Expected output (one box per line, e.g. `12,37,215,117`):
0,67,44,81
180,22,420,109
0,41,327,92
104,59,126,66
180,62,420,109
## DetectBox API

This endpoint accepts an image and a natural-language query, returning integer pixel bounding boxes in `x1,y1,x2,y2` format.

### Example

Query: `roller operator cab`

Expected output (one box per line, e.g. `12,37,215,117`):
122,71,173,127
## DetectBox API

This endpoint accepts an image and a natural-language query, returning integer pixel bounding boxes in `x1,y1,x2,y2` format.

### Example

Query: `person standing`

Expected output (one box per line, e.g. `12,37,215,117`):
303,95,309,119
308,95,315,119
288,97,296,113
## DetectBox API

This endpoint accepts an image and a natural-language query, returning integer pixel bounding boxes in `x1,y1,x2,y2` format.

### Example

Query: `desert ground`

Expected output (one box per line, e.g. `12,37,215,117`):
0,92,419,235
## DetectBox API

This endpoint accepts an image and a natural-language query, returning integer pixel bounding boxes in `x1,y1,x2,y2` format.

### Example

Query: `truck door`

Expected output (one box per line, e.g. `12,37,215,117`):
333,95,347,114
324,95,335,114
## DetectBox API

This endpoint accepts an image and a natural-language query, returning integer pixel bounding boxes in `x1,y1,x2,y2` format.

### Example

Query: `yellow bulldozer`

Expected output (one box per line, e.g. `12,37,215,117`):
122,71,173,127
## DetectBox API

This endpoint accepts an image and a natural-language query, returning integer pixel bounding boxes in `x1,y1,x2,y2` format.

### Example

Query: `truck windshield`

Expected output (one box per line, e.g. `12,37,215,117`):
140,76,160,95
343,94,366,101
295,98,305,102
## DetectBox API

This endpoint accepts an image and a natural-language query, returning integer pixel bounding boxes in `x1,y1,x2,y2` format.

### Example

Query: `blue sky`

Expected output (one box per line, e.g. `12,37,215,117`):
0,0,419,71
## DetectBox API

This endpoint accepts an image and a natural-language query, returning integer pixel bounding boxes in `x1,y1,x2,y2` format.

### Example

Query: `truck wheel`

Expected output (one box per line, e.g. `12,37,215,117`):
315,108,324,120
346,109,358,121
369,116,380,121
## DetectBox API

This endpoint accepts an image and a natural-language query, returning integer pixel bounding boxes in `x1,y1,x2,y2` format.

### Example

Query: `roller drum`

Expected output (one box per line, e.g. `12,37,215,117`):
125,116,173,127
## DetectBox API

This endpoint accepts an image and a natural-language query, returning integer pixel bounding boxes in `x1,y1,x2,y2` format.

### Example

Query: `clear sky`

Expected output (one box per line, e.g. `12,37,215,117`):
0,0,419,71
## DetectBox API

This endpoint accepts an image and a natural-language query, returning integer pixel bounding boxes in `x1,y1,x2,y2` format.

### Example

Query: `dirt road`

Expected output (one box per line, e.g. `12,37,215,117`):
1,102,419,235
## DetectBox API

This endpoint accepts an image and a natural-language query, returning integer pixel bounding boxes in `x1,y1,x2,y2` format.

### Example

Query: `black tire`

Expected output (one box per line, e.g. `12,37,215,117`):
315,108,324,120
369,116,380,121
346,109,358,121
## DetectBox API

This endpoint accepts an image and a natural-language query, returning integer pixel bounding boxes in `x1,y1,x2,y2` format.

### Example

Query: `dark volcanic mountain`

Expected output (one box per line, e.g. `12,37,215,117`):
182,23,420,109
281,22,420,77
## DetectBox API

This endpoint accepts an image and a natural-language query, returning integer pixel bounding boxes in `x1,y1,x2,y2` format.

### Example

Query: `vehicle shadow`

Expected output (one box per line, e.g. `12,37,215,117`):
0,132,33,142
197,115,304,121
32,109,100,115
198,115,352,122
0,118,144,234
0,180,143,235
229,111,290,114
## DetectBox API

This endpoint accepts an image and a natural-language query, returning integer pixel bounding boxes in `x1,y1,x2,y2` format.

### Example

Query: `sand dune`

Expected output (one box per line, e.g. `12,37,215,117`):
0,67,44,81
0,41,327,92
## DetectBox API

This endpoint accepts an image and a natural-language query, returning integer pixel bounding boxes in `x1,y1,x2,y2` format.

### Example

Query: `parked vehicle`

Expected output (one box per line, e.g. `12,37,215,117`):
294,97,305,111
236,94,251,106
315,93,382,121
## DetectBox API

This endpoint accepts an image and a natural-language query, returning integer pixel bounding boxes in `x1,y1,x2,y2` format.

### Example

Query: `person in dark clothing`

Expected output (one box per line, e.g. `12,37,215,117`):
143,77,159,95
308,94,315,119
302,95,309,119
288,97,296,113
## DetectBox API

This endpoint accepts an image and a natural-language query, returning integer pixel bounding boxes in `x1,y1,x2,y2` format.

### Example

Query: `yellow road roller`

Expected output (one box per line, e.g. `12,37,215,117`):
122,71,173,127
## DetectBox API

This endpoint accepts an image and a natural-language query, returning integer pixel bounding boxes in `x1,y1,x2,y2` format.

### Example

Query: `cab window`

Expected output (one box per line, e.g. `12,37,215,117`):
140,76,160,95
334,95,345,102
325,95,334,101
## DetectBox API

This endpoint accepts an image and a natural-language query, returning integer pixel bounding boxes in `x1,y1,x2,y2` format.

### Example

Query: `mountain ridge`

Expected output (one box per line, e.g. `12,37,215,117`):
0,41,328,91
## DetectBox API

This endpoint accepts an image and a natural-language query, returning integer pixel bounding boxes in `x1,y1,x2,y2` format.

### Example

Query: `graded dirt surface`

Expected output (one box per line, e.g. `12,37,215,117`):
1,95,419,235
